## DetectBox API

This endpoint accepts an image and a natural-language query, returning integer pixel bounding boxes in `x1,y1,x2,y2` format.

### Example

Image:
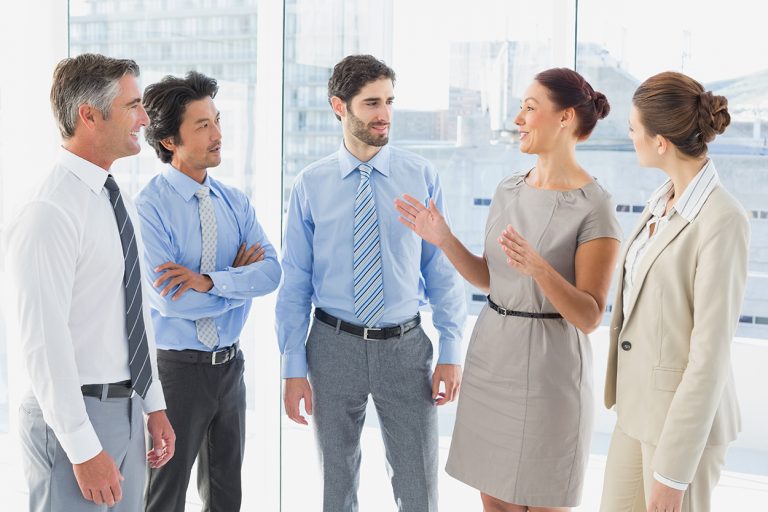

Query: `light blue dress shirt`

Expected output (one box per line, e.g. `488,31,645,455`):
136,165,281,351
276,143,466,378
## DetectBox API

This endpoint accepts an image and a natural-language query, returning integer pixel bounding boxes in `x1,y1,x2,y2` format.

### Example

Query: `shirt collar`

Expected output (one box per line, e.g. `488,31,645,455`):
162,164,217,202
337,141,391,179
646,159,719,223
58,146,111,194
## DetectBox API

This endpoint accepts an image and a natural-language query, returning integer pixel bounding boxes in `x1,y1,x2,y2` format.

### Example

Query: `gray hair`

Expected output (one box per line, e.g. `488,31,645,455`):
50,53,140,139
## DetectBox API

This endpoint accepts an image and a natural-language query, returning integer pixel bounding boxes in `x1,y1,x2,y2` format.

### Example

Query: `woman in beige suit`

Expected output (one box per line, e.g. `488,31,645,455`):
600,72,750,512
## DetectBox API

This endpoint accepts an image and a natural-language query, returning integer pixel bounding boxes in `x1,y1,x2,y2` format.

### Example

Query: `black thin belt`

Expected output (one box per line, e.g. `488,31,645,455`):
314,308,421,340
157,342,240,366
487,296,563,319
81,380,133,399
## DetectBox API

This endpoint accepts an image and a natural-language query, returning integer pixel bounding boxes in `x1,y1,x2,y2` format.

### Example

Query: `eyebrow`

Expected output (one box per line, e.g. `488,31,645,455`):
362,96,395,102
523,97,540,103
125,97,141,107
194,112,220,124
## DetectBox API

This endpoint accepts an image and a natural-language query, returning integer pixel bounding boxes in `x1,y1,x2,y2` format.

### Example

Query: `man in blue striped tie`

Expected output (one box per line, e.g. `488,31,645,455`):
277,54,467,512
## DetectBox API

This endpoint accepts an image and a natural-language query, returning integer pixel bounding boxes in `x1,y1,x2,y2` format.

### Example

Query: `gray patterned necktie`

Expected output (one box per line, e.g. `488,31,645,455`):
104,175,152,398
195,186,220,348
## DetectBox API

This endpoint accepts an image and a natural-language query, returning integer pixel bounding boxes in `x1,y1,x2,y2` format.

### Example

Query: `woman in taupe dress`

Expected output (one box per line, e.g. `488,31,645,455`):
396,68,622,511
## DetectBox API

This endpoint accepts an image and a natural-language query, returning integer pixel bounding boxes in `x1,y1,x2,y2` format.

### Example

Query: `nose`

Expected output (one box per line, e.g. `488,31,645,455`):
514,109,524,126
377,103,391,123
137,104,150,126
212,120,222,140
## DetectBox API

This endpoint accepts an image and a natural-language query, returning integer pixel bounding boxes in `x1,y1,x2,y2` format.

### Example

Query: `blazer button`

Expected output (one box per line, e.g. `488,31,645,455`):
621,341,632,351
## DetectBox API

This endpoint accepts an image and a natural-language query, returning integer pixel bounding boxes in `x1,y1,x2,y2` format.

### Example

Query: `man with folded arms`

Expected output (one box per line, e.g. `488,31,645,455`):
138,71,281,512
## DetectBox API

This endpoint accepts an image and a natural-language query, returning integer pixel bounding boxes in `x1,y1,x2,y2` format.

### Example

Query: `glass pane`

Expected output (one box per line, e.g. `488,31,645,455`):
577,0,768,507
64,1,271,510
281,0,575,509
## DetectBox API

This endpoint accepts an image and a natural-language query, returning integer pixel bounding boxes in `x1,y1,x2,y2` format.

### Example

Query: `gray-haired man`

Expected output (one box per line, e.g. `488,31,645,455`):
5,53,175,511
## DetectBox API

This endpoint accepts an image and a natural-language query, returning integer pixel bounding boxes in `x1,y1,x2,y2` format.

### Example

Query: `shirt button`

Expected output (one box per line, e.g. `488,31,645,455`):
222,285,228,290
621,341,632,351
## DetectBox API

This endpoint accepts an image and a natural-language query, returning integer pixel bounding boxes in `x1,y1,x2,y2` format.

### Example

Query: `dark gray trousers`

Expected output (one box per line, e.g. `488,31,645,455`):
307,319,438,512
144,351,246,512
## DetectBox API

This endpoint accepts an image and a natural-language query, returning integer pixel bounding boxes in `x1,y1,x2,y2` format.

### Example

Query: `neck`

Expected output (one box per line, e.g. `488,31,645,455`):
529,143,586,189
63,139,113,171
171,158,207,184
343,134,383,163
662,156,708,199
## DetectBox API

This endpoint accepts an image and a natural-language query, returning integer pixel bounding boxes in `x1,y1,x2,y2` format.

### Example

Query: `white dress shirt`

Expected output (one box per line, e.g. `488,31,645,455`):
622,158,720,490
5,147,166,464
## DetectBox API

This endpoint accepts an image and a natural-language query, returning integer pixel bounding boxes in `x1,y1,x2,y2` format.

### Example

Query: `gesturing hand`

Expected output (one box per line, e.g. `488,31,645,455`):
232,242,265,268
72,450,124,506
498,225,546,277
394,194,451,248
154,262,214,300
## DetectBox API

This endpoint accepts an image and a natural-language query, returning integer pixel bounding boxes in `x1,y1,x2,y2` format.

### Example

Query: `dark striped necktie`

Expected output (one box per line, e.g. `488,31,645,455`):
104,175,152,399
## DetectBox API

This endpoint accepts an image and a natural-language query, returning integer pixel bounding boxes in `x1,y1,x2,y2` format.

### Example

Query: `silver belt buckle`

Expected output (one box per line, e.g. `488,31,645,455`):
212,347,231,365
363,327,382,340
498,306,508,315
363,327,371,340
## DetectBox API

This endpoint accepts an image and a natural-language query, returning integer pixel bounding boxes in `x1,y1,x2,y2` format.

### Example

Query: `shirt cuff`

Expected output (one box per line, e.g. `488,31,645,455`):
281,352,308,379
208,270,235,296
436,337,463,366
57,419,103,465
140,380,167,414
653,472,689,491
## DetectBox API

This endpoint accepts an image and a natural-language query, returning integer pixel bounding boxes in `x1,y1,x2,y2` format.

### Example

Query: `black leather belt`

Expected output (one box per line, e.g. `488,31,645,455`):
487,296,563,319
314,308,421,340
158,342,240,365
81,380,133,399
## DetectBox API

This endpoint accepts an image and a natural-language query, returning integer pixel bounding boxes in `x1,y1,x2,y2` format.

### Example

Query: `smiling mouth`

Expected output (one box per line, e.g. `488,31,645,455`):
208,144,222,152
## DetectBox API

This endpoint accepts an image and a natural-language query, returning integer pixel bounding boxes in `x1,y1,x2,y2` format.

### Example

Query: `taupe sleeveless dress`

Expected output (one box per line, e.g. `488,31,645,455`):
445,172,622,507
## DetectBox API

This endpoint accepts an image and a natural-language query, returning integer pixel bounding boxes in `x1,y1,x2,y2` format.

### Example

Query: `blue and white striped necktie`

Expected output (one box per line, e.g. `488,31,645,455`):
353,163,384,327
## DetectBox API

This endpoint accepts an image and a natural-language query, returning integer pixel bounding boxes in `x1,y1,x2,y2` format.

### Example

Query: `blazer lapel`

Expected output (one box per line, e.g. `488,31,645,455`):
622,214,689,325
610,209,652,337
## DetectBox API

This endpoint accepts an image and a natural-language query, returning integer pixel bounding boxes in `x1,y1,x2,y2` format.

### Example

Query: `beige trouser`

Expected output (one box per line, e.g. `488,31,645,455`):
600,425,727,512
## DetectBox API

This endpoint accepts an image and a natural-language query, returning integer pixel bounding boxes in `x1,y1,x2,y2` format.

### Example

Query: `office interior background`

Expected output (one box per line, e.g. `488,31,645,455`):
0,0,766,509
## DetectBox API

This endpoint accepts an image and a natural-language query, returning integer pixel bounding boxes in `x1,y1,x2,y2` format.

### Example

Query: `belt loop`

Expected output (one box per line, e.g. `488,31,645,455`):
335,318,341,335
399,324,404,340
100,384,109,402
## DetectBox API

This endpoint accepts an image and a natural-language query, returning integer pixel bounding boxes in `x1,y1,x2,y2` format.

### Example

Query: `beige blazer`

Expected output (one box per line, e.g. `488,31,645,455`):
604,185,750,483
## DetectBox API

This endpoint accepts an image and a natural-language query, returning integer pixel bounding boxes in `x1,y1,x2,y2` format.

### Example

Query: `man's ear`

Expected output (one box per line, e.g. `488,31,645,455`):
160,137,176,153
330,96,346,120
77,104,98,131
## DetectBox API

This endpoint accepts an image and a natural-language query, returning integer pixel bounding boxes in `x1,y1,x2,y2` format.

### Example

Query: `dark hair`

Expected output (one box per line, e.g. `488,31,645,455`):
534,67,610,139
327,54,396,120
143,71,219,163
50,53,140,139
633,71,730,158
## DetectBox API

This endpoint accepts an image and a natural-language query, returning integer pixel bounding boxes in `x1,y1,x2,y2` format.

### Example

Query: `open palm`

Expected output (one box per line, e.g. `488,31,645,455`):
394,193,451,247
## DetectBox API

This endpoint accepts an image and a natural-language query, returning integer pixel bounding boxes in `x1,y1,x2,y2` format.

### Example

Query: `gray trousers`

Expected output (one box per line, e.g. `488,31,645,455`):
306,318,438,512
19,392,146,512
